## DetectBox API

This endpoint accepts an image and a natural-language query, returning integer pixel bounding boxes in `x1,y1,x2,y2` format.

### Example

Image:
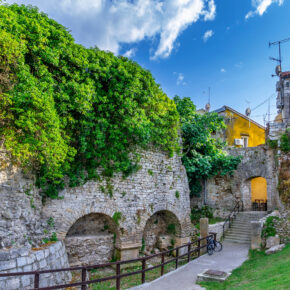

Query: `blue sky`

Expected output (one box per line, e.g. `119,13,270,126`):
6,0,290,125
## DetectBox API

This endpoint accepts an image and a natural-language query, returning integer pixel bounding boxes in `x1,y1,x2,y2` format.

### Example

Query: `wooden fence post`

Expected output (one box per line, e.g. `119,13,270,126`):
161,253,165,276
142,258,146,284
81,268,87,290
34,273,40,289
116,263,121,290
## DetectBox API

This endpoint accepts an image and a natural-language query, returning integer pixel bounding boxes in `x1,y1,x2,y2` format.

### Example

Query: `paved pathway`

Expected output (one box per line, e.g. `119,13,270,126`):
131,242,249,290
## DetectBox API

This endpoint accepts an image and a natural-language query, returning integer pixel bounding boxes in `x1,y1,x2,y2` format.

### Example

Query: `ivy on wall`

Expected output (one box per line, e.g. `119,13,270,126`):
0,4,179,197
174,96,241,196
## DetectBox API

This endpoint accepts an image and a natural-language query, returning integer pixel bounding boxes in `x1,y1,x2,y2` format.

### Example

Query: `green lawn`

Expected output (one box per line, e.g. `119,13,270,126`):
199,244,290,290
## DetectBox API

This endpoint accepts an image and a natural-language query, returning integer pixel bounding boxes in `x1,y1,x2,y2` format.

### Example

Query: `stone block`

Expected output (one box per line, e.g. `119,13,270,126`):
17,256,27,267
196,269,231,282
266,235,280,249
251,221,262,250
0,251,10,261
266,244,285,255
35,250,45,261
39,259,47,268
0,259,16,271
21,275,32,287
157,235,172,250
6,278,20,290
23,264,33,272
116,243,141,261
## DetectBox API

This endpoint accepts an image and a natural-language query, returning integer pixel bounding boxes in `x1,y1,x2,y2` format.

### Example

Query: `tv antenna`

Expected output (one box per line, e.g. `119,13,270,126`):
269,37,290,74
205,87,211,112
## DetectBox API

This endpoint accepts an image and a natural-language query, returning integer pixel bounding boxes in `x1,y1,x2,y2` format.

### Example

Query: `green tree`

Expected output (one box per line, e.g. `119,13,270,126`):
174,96,241,196
0,3,179,197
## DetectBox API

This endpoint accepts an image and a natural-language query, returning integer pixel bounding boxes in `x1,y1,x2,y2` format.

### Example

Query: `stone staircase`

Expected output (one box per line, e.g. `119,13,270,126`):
224,211,267,244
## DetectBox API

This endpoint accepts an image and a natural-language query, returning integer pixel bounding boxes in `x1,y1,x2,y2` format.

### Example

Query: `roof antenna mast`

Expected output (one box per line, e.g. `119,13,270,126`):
269,37,290,74
205,87,211,112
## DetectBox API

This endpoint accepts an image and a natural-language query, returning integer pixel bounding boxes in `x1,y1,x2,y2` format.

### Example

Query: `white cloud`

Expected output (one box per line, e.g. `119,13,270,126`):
235,62,243,68
7,0,216,59
123,48,137,58
220,68,226,73
203,30,214,42
245,0,284,19
175,72,186,85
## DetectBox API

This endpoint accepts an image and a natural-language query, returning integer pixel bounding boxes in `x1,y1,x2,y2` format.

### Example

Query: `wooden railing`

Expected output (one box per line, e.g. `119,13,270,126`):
222,200,243,239
0,233,217,290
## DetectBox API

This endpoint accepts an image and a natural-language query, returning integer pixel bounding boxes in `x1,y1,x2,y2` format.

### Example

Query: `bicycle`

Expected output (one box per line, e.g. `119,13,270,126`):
206,236,223,255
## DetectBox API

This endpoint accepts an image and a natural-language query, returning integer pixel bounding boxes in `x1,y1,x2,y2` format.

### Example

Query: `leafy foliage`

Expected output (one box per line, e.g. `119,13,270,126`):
190,206,213,224
174,96,241,196
262,216,280,238
280,130,290,153
0,4,179,197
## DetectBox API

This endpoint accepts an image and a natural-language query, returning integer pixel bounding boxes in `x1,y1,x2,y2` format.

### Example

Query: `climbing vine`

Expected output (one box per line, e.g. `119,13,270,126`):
0,4,179,197
174,96,241,196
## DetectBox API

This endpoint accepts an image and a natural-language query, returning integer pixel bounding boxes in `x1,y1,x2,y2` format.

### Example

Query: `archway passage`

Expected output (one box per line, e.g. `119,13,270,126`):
142,210,181,255
65,213,118,266
251,177,267,211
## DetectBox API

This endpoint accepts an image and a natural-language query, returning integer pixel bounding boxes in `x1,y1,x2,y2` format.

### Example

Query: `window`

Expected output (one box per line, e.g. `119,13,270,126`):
241,136,249,147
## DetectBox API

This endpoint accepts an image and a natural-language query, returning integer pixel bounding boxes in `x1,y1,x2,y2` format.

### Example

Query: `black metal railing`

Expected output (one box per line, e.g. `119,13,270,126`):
0,233,217,290
222,200,243,239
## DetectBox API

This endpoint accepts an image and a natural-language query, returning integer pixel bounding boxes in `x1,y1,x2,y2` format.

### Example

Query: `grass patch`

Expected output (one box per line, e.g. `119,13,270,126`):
89,259,188,290
199,244,290,290
69,256,196,290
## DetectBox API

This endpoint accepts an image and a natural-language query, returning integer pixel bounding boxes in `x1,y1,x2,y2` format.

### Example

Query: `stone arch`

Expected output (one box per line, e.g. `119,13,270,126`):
142,210,182,254
240,175,270,211
64,212,120,266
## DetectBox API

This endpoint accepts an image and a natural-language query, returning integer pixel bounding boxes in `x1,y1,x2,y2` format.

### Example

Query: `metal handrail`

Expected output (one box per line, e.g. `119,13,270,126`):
222,200,243,239
0,233,217,290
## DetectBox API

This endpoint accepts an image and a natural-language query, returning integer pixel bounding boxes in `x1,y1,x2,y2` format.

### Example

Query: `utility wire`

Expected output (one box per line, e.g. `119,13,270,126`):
251,93,276,112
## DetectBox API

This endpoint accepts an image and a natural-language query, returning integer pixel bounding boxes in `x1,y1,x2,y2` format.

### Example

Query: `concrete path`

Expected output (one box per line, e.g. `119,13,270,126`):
131,242,249,290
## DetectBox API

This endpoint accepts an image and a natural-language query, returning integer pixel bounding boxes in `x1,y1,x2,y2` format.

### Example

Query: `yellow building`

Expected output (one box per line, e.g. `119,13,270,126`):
214,106,266,147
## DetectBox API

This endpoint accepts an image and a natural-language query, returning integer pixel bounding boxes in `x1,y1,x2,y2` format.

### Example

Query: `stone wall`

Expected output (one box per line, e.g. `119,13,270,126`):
0,241,71,289
0,152,48,248
204,146,281,214
1,148,192,266
42,149,192,262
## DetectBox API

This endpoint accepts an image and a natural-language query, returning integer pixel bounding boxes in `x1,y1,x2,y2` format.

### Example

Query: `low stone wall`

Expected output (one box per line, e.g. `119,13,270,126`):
0,241,71,289
208,222,227,241
208,222,223,241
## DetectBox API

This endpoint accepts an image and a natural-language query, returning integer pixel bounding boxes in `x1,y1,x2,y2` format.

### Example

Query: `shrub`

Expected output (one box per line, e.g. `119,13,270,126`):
190,206,213,224
280,131,290,152
262,216,280,238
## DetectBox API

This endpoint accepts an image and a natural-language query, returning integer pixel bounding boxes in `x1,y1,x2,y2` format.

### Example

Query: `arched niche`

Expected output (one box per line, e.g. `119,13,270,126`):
142,210,182,254
65,213,119,266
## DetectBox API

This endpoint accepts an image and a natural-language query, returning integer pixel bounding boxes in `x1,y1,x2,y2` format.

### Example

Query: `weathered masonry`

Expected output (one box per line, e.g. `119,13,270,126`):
1,148,192,271
42,149,192,265
204,146,282,215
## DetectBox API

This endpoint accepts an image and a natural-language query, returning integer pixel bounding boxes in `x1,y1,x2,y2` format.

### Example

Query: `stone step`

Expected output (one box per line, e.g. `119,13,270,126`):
224,234,251,239
227,230,251,235
224,239,250,244
225,234,251,240
229,225,252,230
